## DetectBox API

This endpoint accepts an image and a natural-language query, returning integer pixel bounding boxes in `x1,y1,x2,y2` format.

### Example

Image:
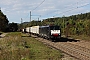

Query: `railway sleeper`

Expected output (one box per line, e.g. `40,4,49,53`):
55,43,90,60
36,38,90,60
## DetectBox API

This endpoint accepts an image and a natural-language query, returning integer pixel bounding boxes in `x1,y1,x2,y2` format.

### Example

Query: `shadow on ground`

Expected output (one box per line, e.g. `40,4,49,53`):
21,36,31,37
21,35,80,42
21,35,38,38
55,37,80,42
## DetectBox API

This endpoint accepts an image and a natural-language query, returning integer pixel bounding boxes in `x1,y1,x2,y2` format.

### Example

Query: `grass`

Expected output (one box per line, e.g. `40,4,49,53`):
0,32,62,60
68,35,90,41
0,31,3,35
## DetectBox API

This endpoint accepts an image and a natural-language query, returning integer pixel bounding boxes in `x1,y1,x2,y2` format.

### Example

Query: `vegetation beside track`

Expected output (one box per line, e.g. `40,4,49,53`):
0,32,62,60
68,35,90,41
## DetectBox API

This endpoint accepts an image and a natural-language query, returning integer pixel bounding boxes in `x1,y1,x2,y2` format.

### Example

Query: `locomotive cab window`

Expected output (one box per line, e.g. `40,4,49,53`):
50,26,60,30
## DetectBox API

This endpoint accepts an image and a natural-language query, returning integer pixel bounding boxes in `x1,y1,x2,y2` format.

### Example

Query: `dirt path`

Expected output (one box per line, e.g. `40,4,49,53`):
0,33,8,38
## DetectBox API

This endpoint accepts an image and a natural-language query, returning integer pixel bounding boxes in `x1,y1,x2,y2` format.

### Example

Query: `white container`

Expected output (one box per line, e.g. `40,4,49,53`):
30,26,40,34
26,27,30,33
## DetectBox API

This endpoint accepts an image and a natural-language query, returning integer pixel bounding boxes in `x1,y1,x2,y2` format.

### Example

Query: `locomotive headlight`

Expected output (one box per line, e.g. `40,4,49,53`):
59,33,60,35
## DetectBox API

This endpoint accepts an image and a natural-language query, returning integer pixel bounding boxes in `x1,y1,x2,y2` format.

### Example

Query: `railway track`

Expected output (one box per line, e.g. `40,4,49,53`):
56,42,90,60
33,36,90,60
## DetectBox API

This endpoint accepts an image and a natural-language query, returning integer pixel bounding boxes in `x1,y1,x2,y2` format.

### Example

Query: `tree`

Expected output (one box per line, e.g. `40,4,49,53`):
7,23,18,32
29,20,42,26
0,10,9,31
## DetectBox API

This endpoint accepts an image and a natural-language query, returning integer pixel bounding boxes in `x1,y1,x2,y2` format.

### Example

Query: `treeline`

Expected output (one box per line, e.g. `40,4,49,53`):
0,10,18,32
54,12,90,36
1,9,90,35
0,10,9,31
43,12,90,36
21,12,90,36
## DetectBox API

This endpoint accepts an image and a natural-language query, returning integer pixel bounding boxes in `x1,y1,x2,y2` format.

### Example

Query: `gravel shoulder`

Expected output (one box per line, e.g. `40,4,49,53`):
0,33,8,38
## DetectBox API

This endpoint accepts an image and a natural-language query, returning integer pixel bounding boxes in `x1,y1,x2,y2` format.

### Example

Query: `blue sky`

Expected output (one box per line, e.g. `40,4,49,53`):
0,0,90,23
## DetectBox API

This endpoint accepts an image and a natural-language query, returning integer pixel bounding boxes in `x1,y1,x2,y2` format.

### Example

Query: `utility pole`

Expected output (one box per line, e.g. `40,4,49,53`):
38,18,39,21
0,7,1,11
30,11,31,22
63,17,64,34
29,11,31,36
21,18,23,24
21,18,23,29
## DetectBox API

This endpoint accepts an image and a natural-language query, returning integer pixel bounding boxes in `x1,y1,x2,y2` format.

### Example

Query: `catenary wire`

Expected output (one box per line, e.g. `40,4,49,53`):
53,3,90,17
31,0,45,11
23,0,45,22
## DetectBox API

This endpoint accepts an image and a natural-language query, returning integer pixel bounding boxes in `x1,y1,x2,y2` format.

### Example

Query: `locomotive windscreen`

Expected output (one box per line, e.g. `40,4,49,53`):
50,26,60,30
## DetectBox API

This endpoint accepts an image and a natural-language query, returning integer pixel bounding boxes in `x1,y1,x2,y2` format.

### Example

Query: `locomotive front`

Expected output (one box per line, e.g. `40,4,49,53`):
49,26,61,39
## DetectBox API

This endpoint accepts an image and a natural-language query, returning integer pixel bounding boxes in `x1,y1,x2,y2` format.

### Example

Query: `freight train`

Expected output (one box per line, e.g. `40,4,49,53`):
22,25,61,41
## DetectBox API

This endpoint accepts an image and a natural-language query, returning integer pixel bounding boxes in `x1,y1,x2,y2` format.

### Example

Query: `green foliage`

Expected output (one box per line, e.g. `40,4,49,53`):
54,12,90,36
30,20,42,26
0,32,62,60
83,20,90,35
20,12,90,36
0,10,9,31
7,23,18,32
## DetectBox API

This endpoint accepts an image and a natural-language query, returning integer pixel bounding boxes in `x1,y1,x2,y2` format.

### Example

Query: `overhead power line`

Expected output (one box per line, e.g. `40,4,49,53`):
53,3,90,17
25,0,45,20
41,1,81,18
32,0,45,11
23,0,45,22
